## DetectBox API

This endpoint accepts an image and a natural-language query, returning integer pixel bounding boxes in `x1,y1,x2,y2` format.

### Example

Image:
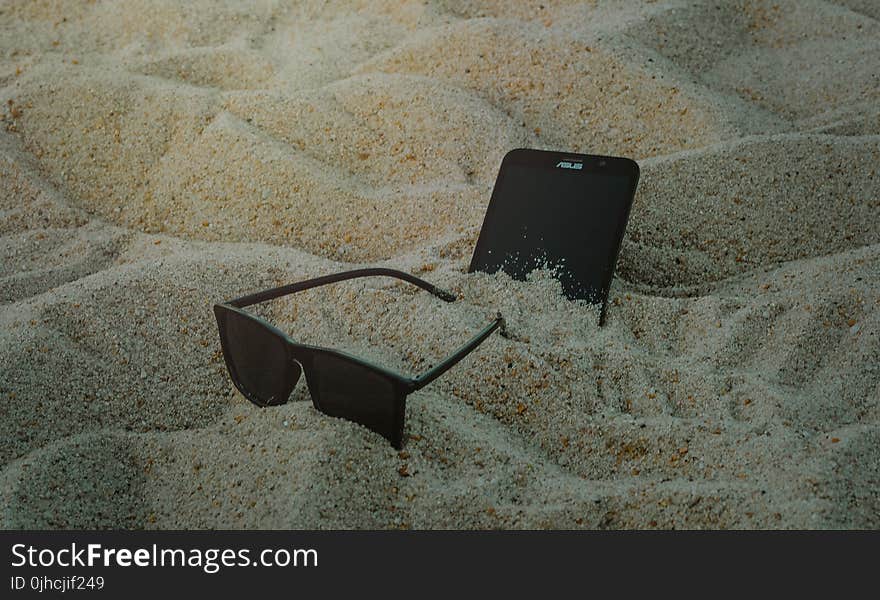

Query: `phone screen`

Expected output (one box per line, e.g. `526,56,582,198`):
469,149,638,320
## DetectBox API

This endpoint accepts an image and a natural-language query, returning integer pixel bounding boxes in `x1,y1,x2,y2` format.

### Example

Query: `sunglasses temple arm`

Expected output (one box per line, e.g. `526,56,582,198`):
411,314,507,390
228,268,457,308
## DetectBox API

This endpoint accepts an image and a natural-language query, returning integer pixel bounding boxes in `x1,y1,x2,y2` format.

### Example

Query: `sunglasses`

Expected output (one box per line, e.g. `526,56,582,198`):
214,268,506,449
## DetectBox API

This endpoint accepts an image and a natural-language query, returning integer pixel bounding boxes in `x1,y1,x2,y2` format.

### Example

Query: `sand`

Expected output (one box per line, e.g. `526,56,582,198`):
1,0,878,529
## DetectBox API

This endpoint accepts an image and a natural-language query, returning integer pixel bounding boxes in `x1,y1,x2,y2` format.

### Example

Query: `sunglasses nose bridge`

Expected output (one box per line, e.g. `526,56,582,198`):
288,354,313,402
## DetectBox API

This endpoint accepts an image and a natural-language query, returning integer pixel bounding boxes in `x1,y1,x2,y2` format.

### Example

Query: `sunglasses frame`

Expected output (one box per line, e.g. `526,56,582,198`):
214,268,506,448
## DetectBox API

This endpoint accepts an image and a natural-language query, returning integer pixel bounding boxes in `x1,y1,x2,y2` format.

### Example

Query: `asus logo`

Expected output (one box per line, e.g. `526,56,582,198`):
556,161,583,170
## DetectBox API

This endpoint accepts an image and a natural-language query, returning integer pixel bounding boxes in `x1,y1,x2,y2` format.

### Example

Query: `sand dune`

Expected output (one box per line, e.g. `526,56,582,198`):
621,133,880,288
1,0,878,529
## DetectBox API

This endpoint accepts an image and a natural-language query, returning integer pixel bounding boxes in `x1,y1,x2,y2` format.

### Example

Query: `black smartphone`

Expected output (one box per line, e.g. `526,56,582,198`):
468,148,639,325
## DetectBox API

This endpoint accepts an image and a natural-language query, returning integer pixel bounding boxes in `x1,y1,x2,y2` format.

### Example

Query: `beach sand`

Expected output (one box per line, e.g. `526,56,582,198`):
1,0,878,529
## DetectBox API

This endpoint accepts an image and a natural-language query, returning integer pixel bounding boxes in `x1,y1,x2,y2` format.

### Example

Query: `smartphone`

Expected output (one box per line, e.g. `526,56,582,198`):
468,148,639,325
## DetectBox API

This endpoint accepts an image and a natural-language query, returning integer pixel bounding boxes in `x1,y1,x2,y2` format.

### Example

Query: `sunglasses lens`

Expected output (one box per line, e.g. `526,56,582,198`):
309,352,403,447
218,307,300,406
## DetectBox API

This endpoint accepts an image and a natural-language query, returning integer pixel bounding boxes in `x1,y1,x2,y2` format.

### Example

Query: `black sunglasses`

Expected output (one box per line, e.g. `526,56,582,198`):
214,268,506,449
